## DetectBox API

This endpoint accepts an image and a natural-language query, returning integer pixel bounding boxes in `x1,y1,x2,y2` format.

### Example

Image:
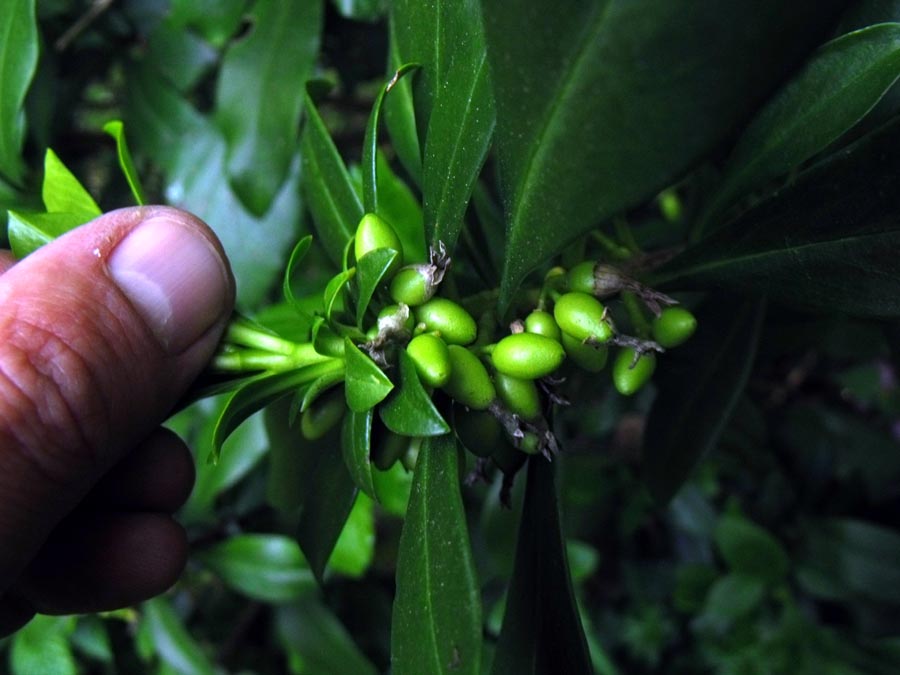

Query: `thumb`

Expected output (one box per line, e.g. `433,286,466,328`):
0,206,234,589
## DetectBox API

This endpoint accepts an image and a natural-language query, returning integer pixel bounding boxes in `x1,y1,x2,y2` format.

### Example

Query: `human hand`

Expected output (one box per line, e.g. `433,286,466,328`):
0,206,234,636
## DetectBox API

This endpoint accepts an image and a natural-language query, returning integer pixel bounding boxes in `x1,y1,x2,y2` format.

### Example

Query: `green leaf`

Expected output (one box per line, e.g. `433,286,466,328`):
70,616,113,664
215,0,322,215
323,268,355,321
373,151,427,263
11,616,77,675
355,248,399,326
0,0,38,185
198,534,315,603
7,210,94,259
373,459,414,516
168,0,246,47
490,458,592,675
379,350,451,436
276,599,379,675
392,434,482,675
102,120,146,205
695,573,766,629
282,235,314,311
341,408,377,500
698,22,900,234
653,118,900,318
483,0,852,310
42,149,101,216
362,63,419,214
714,514,790,585
344,338,394,412
145,19,218,92
141,598,216,675
300,87,365,266
384,17,422,184
328,492,375,577
643,298,765,505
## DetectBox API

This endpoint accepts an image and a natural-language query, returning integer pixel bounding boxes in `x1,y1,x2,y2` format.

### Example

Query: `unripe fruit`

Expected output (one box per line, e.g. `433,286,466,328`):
567,261,596,295
492,333,566,380
561,332,608,372
300,389,345,440
354,213,403,271
453,407,503,458
518,432,541,455
567,261,629,298
652,306,697,348
524,309,562,342
494,372,542,421
406,334,452,387
390,266,436,306
553,292,613,343
442,345,495,410
377,303,415,335
415,298,478,345
612,348,656,396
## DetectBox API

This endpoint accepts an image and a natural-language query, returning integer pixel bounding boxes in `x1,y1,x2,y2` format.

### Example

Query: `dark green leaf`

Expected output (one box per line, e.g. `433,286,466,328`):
696,574,766,628
373,459,414,516
324,268,355,321
714,514,789,585
392,434,482,675
300,87,365,266
379,350,450,436
215,0,322,215
276,599,379,675
70,616,113,664
0,0,38,185
483,0,850,310
298,369,344,416
198,534,315,603
7,210,94,259
362,63,419,214
102,120,146,205
384,16,422,184
355,248,399,326
145,20,218,92
11,616,77,675
374,151,427,263
643,298,765,505
168,0,247,47
698,22,900,234
653,119,900,318
490,458,592,675
282,235,314,311
344,338,394,412
341,409,378,500
327,492,375,577
141,598,216,675
42,149,101,215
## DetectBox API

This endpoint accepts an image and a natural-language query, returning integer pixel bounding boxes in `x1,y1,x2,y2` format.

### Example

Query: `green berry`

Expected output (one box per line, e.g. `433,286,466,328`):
518,432,541,455
567,262,629,298
561,332,608,372
453,406,503,458
612,347,656,396
390,265,436,306
494,371,541,420
406,334,452,387
377,304,415,335
415,298,478,345
442,345,495,410
553,291,613,343
354,213,403,270
300,389,345,440
524,309,562,342
491,333,566,380
567,261,596,295
652,306,697,348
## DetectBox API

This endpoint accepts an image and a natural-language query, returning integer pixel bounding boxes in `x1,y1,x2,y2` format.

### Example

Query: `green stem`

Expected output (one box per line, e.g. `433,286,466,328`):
621,291,651,339
213,342,335,373
614,217,642,255
225,319,302,355
591,230,632,261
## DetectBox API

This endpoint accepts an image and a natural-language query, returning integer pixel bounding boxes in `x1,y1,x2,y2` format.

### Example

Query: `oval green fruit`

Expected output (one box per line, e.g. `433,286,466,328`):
492,333,565,380
494,371,541,420
377,303,415,335
354,213,402,267
612,347,656,396
553,291,613,342
561,332,608,372
442,345,495,410
652,306,697,348
524,309,562,342
415,298,478,345
566,261,596,295
453,406,503,458
406,333,452,387
390,265,436,306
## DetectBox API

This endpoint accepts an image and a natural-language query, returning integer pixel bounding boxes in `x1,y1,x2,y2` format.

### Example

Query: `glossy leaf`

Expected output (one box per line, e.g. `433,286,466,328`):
392,433,481,675
483,0,850,310
341,409,377,500
282,235,314,311
102,119,146,205
698,22,900,234
714,513,790,585
355,247,399,326
300,88,365,266
298,369,344,417
490,457,592,675
643,298,765,505
373,151,427,263
328,492,375,577
215,0,322,215
141,598,215,675
0,0,38,185
344,338,394,412
42,149,101,216
198,534,315,603
7,210,93,259
323,268,355,321
653,118,900,318
379,350,450,436
384,16,422,184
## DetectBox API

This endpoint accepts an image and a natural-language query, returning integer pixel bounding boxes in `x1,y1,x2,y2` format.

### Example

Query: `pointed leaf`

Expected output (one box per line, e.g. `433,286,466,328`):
282,235,314,311
8,210,95,259
0,0,38,185
344,338,394,412
643,298,765,505
341,409,377,500
392,434,481,675
384,16,422,184
323,268,355,321
328,491,375,577
102,120,146,205
42,149,101,216
379,350,450,436
215,0,322,215
355,247,399,326
698,22,900,234
374,151,427,263
141,598,215,675
714,514,789,585
490,457,592,675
